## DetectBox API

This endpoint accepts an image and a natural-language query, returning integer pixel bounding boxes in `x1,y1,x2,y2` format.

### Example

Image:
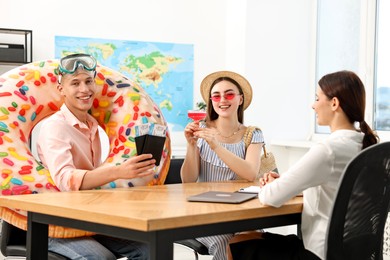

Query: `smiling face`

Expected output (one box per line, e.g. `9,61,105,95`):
58,69,96,121
210,80,243,119
312,86,334,126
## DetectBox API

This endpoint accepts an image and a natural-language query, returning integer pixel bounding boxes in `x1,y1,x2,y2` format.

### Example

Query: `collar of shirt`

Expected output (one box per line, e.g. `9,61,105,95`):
60,104,99,133
328,129,364,143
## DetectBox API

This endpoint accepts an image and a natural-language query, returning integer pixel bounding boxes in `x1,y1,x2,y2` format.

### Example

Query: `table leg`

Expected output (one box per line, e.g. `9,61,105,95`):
27,212,49,260
149,232,174,260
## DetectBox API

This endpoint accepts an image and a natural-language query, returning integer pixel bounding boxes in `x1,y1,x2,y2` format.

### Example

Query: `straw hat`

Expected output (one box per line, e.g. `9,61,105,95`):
200,71,253,110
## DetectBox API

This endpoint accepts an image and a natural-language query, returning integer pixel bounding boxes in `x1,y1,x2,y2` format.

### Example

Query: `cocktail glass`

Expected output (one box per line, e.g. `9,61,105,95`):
187,110,207,121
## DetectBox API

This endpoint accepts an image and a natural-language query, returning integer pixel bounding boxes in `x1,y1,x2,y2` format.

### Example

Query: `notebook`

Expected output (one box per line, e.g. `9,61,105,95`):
187,191,258,204
238,185,261,194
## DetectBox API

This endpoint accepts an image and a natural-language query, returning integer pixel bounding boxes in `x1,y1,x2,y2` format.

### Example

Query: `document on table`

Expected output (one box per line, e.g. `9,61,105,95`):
238,185,261,194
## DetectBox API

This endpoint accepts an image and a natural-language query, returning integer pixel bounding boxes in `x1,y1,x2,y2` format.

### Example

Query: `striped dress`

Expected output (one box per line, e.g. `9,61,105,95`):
198,128,264,181
196,128,264,260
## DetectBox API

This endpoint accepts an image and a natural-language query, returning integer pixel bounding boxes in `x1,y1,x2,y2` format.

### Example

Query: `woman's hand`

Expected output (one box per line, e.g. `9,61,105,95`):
259,171,279,187
184,121,202,145
193,127,220,150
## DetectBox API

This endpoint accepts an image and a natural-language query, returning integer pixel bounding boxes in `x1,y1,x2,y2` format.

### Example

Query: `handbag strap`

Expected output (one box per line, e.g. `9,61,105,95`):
243,126,268,158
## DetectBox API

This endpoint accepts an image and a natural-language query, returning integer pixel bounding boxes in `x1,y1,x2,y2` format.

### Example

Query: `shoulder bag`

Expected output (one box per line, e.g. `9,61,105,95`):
243,126,278,180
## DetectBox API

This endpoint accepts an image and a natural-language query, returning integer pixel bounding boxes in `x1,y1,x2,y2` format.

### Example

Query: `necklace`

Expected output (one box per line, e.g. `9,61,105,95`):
216,124,241,139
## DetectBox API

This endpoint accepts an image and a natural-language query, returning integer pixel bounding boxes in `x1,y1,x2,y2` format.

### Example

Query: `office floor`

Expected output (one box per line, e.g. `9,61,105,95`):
174,244,213,260
1,241,390,260
0,244,213,260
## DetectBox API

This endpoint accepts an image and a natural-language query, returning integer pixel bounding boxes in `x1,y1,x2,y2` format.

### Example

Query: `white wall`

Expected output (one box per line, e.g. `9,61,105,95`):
245,0,315,143
245,0,316,173
1,0,315,161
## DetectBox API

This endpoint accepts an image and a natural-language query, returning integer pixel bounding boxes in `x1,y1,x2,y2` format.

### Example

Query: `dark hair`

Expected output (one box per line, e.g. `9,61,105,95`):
206,77,245,123
318,70,378,149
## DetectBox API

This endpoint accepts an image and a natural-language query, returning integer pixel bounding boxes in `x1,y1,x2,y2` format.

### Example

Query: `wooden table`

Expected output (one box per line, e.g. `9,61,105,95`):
0,182,303,260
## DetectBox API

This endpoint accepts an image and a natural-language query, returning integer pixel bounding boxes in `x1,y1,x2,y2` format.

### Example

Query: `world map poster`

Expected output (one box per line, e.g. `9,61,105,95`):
55,36,194,132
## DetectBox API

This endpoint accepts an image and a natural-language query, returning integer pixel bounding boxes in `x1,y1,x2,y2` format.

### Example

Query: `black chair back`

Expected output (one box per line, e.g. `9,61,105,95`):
326,142,390,260
1,220,69,259
1,219,27,256
165,158,184,184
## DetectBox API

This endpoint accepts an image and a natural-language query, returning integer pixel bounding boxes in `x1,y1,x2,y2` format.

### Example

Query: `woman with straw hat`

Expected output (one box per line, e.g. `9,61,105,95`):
181,71,264,260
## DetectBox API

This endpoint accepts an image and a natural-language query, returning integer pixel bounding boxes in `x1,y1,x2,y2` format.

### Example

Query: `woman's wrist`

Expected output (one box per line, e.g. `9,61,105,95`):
210,142,220,151
187,141,197,148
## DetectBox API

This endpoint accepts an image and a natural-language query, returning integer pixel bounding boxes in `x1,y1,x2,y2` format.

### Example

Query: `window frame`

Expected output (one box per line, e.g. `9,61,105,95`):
310,0,390,142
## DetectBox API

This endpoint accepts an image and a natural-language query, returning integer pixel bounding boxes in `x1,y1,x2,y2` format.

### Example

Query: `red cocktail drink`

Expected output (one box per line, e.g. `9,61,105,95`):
187,110,207,121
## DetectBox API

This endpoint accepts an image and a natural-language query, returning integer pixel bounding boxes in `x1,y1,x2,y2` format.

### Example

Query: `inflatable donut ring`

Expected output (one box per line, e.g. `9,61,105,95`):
0,60,171,238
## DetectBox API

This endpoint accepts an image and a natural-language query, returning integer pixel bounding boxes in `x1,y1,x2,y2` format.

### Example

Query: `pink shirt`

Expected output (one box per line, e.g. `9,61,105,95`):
37,104,101,191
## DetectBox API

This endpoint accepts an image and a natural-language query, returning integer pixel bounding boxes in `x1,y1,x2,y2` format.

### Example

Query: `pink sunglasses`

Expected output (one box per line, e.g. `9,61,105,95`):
210,92,241,102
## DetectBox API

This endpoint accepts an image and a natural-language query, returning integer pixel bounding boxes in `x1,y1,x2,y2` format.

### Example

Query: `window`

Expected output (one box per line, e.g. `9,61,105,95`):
374,0,390,131
315,0,362,134
314,0,390,140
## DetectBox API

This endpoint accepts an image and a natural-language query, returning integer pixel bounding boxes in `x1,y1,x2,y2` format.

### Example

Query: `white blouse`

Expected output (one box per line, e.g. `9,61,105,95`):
259,130,364,259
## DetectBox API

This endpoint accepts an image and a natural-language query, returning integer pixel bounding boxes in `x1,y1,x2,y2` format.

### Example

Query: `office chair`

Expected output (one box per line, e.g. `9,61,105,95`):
325,141,390,260
165,158,210,259
0,219,69,260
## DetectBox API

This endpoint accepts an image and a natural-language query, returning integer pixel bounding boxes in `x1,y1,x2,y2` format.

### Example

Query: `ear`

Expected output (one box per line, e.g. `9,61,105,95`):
331,97,340,111
239,94,244,106
57,84,65,96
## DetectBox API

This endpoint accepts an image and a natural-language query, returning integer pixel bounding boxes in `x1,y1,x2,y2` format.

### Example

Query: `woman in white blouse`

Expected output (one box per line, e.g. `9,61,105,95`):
229,70,379,260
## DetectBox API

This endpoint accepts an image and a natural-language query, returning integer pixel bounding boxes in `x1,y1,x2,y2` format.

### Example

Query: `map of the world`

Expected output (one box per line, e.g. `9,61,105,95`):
55,36,194,131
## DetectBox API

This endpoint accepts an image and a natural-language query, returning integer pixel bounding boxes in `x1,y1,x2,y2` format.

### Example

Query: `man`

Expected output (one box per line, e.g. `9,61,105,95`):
37,53,154,259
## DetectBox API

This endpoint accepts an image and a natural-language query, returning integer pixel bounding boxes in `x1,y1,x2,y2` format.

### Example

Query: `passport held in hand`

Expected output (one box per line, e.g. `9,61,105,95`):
135,134,166,166
134,123,167,166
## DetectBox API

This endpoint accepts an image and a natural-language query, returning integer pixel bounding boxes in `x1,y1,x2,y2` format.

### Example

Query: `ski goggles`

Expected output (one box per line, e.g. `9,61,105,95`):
58,54,97,74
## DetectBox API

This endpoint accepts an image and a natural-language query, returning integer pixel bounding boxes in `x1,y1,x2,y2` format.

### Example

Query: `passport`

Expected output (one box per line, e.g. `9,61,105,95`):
135,134,166,166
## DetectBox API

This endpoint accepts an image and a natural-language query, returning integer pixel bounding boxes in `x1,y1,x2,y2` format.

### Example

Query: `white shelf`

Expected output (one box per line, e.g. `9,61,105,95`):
171,146,186,158
0,28,32,64
270,139,315,149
